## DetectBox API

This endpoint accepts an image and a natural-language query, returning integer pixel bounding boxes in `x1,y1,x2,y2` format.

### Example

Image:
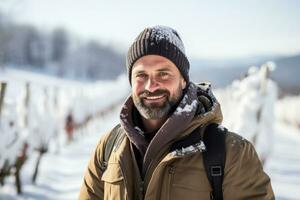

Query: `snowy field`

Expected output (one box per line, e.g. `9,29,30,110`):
1,66,300,200
0,106,121,200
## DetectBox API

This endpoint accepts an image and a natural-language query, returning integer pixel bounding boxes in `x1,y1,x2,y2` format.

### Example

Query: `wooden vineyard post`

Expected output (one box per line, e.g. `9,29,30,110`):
0,82,7,118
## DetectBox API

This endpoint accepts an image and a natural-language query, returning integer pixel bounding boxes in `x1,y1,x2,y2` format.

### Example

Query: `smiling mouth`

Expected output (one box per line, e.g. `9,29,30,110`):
144,95,166,100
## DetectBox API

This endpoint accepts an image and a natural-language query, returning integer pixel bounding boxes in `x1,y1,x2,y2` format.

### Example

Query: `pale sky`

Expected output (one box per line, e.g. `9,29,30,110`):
1,0,300,59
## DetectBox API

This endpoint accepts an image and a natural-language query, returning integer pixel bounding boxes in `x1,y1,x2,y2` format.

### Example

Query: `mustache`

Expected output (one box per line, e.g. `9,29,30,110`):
139,89,170,98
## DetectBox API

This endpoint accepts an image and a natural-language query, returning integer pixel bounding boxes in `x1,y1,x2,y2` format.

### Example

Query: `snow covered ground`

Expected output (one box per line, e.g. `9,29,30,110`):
0,106,121,200
266,123,300,200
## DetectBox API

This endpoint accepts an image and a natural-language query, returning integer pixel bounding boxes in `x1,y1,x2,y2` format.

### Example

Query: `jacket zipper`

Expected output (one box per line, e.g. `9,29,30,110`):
143,150,203,197
142,146,180,194
166,165,175,200
142,149,168,192
139,180,144,200
130,145,145,200
119,156,130,200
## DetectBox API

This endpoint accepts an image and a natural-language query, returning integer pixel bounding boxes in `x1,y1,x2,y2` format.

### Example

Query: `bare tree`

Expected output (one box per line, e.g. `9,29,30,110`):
51,28,69,63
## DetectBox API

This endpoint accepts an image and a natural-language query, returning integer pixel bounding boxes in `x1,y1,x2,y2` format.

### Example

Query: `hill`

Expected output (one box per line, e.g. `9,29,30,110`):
190,54,300,96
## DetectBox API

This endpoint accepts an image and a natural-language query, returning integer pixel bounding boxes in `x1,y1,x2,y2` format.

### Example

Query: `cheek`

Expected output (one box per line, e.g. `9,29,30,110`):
169,81,184,97
132,82,144,96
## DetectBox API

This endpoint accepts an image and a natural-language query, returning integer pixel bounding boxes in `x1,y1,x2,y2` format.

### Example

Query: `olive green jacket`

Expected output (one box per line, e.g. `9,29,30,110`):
79,117,274,199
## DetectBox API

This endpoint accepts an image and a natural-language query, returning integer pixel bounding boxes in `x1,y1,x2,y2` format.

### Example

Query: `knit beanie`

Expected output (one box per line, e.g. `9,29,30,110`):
126,25,190,84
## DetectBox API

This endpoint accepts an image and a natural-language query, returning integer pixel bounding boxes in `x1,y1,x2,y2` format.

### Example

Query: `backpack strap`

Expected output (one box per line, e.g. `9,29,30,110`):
203,123,227,200
102,124,125,171
169,123,227,200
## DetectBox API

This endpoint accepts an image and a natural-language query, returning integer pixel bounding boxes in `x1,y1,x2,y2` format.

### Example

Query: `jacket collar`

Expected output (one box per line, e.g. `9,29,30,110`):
120,81,222,158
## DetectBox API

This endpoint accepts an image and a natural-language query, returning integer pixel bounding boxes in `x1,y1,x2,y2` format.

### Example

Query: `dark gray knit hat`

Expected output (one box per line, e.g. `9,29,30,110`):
126,25,190,84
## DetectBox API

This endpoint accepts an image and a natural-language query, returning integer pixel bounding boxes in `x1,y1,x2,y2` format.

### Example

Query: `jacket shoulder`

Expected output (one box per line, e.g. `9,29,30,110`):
94,124,123,163
225,131,249,148
224,131,256,166
223,131,275,199
78,124,124,199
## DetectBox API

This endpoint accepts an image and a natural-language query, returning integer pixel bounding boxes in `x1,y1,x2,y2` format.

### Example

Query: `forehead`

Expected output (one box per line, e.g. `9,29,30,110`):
132,55,179,73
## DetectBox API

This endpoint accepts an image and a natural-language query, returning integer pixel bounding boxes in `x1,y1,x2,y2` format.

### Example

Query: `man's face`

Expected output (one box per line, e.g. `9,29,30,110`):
131,55,187,119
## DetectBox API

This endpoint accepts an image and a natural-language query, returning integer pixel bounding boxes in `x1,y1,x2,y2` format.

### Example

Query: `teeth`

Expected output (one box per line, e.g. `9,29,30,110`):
146,95,164,100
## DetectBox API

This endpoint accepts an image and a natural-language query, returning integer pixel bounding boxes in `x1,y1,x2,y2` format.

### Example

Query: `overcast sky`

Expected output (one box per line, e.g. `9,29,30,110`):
1,0,299,59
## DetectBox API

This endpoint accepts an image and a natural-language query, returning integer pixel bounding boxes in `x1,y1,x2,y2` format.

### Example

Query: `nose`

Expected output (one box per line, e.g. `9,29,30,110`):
145,77,160,93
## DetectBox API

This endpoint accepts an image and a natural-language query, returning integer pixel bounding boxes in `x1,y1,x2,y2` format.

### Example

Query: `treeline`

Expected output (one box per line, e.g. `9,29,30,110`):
0,12,125,80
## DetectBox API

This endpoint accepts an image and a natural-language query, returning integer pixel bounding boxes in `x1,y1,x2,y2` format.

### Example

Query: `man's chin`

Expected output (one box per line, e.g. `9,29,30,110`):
142,101,167,109
140,107,169,120
142,96,167,105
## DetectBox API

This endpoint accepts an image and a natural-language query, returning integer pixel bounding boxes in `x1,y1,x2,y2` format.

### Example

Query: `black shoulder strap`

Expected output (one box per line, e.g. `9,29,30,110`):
203,123,227,200
102,124,125,170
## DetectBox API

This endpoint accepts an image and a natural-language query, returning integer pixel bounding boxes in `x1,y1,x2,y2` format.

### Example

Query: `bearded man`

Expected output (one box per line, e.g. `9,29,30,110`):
79,25,274,200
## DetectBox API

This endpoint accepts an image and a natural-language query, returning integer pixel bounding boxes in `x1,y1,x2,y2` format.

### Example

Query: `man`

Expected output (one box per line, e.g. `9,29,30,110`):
79,25,274,200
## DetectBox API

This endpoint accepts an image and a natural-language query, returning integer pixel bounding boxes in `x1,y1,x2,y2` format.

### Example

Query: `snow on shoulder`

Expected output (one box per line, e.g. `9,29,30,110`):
171,140,206,157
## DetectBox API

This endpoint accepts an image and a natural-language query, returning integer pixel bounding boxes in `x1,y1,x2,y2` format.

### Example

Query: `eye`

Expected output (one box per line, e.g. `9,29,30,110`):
158,71,169,79
135,73,148,80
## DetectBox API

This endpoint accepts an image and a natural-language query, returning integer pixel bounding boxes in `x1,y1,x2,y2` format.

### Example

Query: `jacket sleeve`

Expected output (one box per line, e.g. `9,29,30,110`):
223,133,275,200
78,132,111,200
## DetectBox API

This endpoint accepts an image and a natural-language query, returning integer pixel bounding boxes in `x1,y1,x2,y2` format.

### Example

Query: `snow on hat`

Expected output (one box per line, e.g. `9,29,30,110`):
126,25,190,84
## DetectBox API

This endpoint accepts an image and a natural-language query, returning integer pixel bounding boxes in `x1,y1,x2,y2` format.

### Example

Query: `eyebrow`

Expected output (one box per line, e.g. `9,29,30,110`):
156,68,172,72
133,67,171,74
133,70,146,75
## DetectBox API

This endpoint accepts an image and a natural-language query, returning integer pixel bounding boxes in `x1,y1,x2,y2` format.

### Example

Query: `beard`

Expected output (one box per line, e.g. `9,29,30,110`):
133,87,183,120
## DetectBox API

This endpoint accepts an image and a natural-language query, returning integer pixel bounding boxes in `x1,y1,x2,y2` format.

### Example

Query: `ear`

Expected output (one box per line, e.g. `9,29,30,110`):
181,78,187,89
